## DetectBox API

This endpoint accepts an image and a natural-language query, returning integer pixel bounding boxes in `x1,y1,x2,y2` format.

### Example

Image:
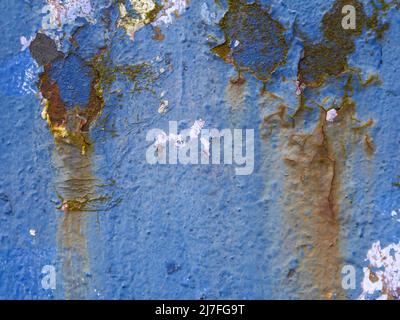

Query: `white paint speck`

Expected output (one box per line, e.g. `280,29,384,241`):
326,109,338,122
29,229,36,237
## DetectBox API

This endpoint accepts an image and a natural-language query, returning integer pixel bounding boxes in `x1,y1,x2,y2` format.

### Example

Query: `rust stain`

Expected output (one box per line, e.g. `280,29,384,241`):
37,48,107,298
39,67,67,127
54,141,93,299
59,212,89,299
283,108,343,299
261,72,377,298
152,26,165,41
364,133,375,156
261,103,294,137
53,141,95,298
260,0,384,298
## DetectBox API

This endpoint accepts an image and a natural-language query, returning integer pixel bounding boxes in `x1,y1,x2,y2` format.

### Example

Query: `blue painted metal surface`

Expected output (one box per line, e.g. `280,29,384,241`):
0,0,399,300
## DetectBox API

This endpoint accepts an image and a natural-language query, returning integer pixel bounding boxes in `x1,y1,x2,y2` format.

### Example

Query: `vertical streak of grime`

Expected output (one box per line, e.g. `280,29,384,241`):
54,141,94,299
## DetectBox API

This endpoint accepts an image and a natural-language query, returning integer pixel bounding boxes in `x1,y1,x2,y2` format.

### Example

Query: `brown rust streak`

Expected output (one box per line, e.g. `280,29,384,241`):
283,109,343,299
54,140,94,299
281,94,369,299
59,212,90,299
226,75,246,115
259,0,380,299
225,72,247,125
38,51,107,299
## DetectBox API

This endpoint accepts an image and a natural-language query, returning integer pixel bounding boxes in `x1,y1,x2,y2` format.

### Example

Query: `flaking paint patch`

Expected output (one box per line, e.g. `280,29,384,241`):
42,0,94,30
117,0,188,40
153,119,208,154
212,0,288,82
359,241,400,300
117,0,159,40
41,0,95,44
152,0,188,26
298,0,366,87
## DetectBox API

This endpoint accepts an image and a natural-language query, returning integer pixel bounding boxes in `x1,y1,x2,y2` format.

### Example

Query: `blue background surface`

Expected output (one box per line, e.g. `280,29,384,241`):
0,0,399,299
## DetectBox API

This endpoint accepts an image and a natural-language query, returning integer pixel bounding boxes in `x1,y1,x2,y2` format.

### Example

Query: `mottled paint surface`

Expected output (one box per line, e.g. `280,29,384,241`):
0,0,399,300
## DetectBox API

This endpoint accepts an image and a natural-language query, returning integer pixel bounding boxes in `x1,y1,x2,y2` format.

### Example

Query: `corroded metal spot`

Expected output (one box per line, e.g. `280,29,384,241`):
212,0,288,81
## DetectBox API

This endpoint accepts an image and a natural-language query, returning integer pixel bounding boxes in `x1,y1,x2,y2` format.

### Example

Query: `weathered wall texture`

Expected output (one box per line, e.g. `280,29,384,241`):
0,0,399,300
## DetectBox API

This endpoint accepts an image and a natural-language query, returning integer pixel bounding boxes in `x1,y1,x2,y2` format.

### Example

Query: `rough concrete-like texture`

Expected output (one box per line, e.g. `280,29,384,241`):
0,0,399,300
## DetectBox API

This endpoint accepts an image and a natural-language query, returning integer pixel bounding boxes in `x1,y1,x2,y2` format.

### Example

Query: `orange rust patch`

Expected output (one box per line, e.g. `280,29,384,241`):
80,67,105,132
38,52,105,154
152,26,165,41
39,66,67,127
